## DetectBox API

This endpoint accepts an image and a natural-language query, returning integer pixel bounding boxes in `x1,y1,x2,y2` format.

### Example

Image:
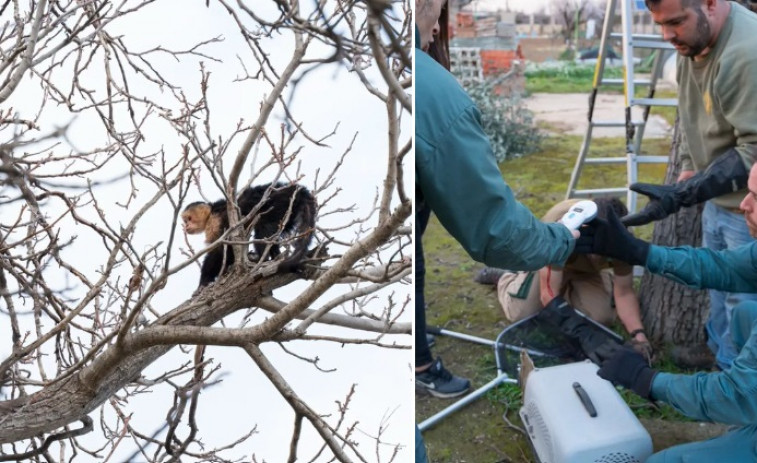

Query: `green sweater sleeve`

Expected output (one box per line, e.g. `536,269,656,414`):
651,338,757,425
644,239,757,424
645,242,757,293
679,128,694,173
417,105,575,270
713,20,757,168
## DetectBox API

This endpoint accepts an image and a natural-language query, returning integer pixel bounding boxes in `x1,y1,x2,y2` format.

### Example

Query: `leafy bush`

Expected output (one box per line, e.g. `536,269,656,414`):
462,74,543,163
558,47,576,61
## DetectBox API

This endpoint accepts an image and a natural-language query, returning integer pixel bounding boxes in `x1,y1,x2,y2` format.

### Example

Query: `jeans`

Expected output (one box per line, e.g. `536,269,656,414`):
415,425,429,463
702,201,757,370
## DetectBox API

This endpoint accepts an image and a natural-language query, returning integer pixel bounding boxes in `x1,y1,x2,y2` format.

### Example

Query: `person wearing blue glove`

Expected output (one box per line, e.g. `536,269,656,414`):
578,163,757,462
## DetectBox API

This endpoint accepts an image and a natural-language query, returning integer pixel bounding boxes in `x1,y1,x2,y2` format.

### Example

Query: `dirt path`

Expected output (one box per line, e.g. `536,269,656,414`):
526,92,673,138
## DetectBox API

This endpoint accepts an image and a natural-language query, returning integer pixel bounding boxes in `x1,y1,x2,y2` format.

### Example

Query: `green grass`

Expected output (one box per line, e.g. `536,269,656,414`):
525,64,624,94
525,64,680,113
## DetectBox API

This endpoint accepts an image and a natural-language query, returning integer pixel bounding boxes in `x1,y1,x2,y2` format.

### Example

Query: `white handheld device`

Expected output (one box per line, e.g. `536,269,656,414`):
560,200,598,230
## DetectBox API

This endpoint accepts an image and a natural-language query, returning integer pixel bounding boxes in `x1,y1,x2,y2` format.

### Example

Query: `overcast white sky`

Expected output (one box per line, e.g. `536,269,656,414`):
0,1,413,461
467,0,620,15
471,0,558,14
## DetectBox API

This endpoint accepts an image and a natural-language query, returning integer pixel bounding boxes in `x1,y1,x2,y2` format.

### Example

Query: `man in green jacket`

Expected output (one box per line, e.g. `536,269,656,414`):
415,1,577,460
414,5,575,275
576,163,757,462
414,0,575,395
622,0,757,370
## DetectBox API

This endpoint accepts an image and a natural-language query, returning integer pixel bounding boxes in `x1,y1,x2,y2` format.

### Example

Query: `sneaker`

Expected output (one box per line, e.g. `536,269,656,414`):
415,358,471,398
474,267,506,285
671,344,716,370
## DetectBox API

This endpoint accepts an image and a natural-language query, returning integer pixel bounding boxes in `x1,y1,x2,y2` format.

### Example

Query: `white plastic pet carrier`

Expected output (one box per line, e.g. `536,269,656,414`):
519,360,653,463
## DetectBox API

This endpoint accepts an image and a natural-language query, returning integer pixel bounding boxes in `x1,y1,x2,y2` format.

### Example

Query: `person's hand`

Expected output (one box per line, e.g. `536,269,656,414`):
597,347,657,399
575,209,650,266
677,170,696,182
629,338,654,364
620,183,679,227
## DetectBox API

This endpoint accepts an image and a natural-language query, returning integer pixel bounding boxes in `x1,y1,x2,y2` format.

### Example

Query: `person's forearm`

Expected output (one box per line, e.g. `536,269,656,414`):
645,243,757,293
677,170,695,182
615,294,645,339
652,369,757,425
539,267,562,306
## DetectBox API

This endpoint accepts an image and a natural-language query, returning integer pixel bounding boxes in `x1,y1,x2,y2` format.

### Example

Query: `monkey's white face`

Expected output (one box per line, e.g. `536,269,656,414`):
181,211,205,235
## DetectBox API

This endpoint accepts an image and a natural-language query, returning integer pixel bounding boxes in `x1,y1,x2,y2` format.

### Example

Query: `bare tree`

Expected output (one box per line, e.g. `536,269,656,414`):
551,0,585,44
0,1,412,462
550,0,603,45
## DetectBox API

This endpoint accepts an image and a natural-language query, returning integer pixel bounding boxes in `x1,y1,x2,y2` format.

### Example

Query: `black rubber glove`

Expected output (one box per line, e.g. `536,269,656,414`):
597,347,657,399
621,148,748,226
541,296,622,364
575,209,650,266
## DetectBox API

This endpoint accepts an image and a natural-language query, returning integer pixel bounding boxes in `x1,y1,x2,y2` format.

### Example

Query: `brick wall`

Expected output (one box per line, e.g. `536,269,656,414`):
479,48,523,76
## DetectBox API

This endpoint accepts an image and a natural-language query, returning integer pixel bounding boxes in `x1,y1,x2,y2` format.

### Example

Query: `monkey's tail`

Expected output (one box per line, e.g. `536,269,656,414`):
277,189,317,273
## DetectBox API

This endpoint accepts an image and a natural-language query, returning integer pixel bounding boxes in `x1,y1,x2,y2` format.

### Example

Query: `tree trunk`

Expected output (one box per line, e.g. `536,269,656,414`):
639,116,709,347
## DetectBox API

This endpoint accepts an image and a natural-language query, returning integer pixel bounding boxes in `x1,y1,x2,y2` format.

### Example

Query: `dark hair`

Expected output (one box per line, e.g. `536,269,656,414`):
593,197,628,221
426,1,450,70
737,0,757,12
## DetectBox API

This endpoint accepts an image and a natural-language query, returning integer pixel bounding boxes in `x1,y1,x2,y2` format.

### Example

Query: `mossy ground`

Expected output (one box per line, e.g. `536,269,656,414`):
416,130,727,462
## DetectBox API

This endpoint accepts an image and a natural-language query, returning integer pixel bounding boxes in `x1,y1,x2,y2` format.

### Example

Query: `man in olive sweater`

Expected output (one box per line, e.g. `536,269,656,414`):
624,0,757,370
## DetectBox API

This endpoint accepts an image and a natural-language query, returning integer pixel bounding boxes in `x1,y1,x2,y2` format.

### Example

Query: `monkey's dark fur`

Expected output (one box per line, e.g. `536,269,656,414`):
182,182,316,288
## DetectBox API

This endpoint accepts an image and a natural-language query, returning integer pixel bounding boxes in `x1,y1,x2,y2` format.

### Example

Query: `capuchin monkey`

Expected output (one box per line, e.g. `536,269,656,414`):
182,182,316,288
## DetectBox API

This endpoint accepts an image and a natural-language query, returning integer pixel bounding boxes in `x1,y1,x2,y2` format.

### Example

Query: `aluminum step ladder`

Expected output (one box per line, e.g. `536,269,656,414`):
566,0,676,212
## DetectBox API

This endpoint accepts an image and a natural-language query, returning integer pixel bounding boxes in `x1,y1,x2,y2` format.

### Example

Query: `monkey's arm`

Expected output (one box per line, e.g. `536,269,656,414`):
199,246,229,287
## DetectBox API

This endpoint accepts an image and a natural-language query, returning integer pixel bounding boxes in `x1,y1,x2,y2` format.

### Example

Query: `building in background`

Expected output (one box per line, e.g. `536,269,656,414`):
449,9,525,92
